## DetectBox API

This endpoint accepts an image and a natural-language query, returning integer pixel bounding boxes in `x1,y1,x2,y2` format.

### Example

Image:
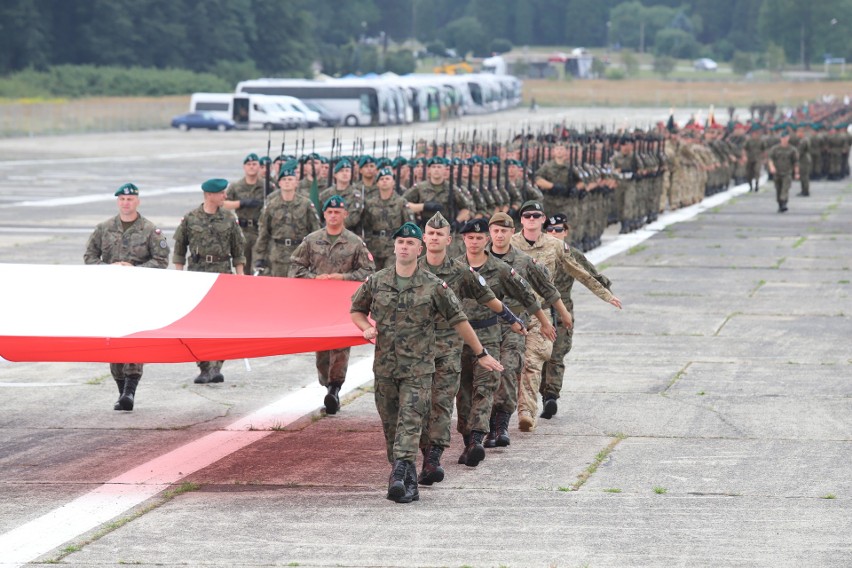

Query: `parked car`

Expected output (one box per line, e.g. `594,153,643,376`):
302,100,342,127
170,112,236,131
693,58,718,71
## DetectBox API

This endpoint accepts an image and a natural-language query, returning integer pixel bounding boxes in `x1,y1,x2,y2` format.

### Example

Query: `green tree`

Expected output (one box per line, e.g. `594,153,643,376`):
489,38,513,55
0,0,51,73
654,28,700,59
426,40,447,57
610,1,676,52
384,50,416,74
731,51,755,75
441,16,488,58
653,55,676,77
765,41,786,73
621,51,640,77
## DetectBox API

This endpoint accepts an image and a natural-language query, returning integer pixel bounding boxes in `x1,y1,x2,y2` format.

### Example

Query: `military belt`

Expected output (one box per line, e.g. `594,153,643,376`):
469,316,499,330
238,218,260,228
273,237,301,246
193,254,231,263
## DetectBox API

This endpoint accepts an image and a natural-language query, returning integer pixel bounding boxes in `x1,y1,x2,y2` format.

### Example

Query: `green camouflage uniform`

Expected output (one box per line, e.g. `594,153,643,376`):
351,265,467,463
173,205,247,376
253,192,320,277
226,176,266,270
289,227,375,387
363,191,413,269
768,144,799,207
85,213,170,383
319,185,365,235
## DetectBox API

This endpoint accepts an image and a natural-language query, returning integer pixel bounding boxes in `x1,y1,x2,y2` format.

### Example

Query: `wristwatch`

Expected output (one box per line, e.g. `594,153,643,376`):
476,348,489,359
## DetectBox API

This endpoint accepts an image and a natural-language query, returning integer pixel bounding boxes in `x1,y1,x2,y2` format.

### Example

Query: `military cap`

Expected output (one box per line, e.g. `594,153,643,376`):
358,155,376,167
114,182,139,196
426,212,451,229
201,178,229,193
392,222,423,241
428,156,446,166
318,155,329,164
391,156,408,168
543,213,568,229
488,212,514,229
243,152,260,164
259,156,272,166
459,218,490,234
519,200,544,214
278,160,298,179
333,159,352,173
323,195,346,210
376,157,391,168
377,167,394,179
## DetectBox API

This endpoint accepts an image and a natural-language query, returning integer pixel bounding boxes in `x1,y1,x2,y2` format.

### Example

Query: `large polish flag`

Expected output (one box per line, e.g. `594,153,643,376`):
0,264,367,363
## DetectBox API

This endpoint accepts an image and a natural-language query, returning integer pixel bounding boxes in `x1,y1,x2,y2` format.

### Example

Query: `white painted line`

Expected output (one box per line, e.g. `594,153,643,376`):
9,185,199,208
0,356,374,567
0,382,79,388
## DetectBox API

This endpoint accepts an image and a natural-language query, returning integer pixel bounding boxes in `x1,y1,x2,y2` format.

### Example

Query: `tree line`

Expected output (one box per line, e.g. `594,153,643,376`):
1,0,851,79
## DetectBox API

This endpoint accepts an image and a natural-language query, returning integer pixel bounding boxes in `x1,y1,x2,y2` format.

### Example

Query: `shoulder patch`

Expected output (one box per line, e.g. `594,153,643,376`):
510,268,517,276
532,258,538,264
442,281,448,289
159,240,168,249
478,274,486,286
367,251,374,262
563,241,570,252
154,228,162,235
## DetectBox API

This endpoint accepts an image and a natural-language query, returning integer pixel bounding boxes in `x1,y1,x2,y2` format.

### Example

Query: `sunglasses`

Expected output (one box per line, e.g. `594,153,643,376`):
521,212,543,219
546,226,565,233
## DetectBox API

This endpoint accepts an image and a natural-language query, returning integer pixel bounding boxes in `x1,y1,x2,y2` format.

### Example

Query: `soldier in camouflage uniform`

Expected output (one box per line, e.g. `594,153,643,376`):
454,218,541,467
319,159,364,236
794,124,813,197
351,221,502,504
610,137,638,233
253,160,321,277
416,212,525,485
290,195,375,414
535,140,582,240
363,168,414,269
539,213,612,418
224,153,267,271
767,130,799,213
173,178,247,385
85,182,170,411
511,201,622,431
353,155,379,199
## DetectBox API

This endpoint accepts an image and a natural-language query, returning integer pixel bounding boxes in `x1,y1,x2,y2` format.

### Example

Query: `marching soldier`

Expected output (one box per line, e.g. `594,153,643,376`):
173,179,247,384
84,182,170,411
320,159,364,235
767,130,799,213
224,153,266,270
363,167,414,269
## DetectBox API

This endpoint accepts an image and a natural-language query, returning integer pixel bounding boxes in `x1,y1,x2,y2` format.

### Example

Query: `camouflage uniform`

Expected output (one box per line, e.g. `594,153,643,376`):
363,191,413,269
351,265,467,463
173,204,246,378
226,176,266,270
319,184,365,235
253,192,320,277
535,160,581,242
796,134,812,196
289,227,375,388
85,212,170,395
768,143,798,209
404,178,473,258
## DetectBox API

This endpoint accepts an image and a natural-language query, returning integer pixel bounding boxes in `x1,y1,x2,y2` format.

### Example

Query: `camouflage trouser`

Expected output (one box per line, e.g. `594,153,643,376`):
110,363,143,380
746,160,761,184
541,311,574,400
420,341,463,449
198,360,224,374
267,244,297,277
800,160,811,194
493,320,526,415
316,347,350,386
375,373,431,463
242,229,258,272
456,336,501,436
517,317,554,429
774,175,793,204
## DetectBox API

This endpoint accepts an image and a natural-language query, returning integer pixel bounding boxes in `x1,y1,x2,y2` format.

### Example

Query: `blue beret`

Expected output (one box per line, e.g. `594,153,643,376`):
391,222,423,240
201,178,229,193
334,159,352,173
114,182,139,196
459,218,489,234
278,160,298,179
377,167,394,179
323,195,346,210
243,153,260,164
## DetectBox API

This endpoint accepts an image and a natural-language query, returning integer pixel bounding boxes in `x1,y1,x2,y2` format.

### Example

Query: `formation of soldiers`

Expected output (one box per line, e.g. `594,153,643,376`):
85,97,850,503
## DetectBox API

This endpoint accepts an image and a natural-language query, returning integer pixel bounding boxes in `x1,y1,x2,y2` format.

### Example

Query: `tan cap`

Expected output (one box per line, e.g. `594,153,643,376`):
488,211,514,228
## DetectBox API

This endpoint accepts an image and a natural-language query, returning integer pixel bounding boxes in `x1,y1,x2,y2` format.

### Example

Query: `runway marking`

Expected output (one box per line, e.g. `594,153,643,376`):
8,185,199,207
0,179,756,567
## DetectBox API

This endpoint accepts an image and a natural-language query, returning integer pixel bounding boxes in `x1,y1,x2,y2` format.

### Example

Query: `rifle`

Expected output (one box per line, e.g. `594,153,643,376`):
264,129,272,197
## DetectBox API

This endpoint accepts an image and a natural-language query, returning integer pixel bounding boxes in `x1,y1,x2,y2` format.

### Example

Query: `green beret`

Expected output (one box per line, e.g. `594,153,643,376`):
114,182,139,196
243,153,260,164
391,156,408,167
376,157,391,168
259,156,272,166
201,178,229,193
323,195,346,210
426,212,450,229
319,155,329,164
520,200,544,214
358,155,376,167
428,157,446,166
278,160,298,179
459,218,489,234
377,167,394,179
334,159,352,173
391,222,423,241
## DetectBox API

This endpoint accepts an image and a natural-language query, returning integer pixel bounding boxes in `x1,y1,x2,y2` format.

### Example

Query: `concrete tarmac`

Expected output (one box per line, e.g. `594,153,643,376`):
0,125,850,567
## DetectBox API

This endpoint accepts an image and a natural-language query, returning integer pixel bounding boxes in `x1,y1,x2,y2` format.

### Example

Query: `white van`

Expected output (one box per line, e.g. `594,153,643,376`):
189,93,295,130
263,95,322,128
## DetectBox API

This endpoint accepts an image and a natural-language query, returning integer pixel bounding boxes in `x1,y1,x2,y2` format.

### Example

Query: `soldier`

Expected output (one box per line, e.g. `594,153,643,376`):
454,218,542,467
289,195,375,414
511,201,622,431
223,153,266,271
767,130,799,213
84,182,170,411
253,160,321,277
319,159,364,235
540,213,612,419
354,155,379,198
173,178,247,384
535,139,581,236
417,212,525,485
795,124,813,197
363,167,413,269
351,221,503,504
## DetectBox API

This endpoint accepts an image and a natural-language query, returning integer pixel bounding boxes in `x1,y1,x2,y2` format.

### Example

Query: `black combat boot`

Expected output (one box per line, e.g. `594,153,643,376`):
209,364,224,383
194,368,211,384
458,434,471,464
540,397,558,420
418,446,445,485
495,411,511,447
400,460,420,503
484,412,498,448
113,378,125,411
387,459,408,502
465,430,486,467
117,375,140,411
324,382,342,414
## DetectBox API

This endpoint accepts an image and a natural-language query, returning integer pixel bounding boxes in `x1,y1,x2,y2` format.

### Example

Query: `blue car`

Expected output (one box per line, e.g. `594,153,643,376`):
170,112,235,131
